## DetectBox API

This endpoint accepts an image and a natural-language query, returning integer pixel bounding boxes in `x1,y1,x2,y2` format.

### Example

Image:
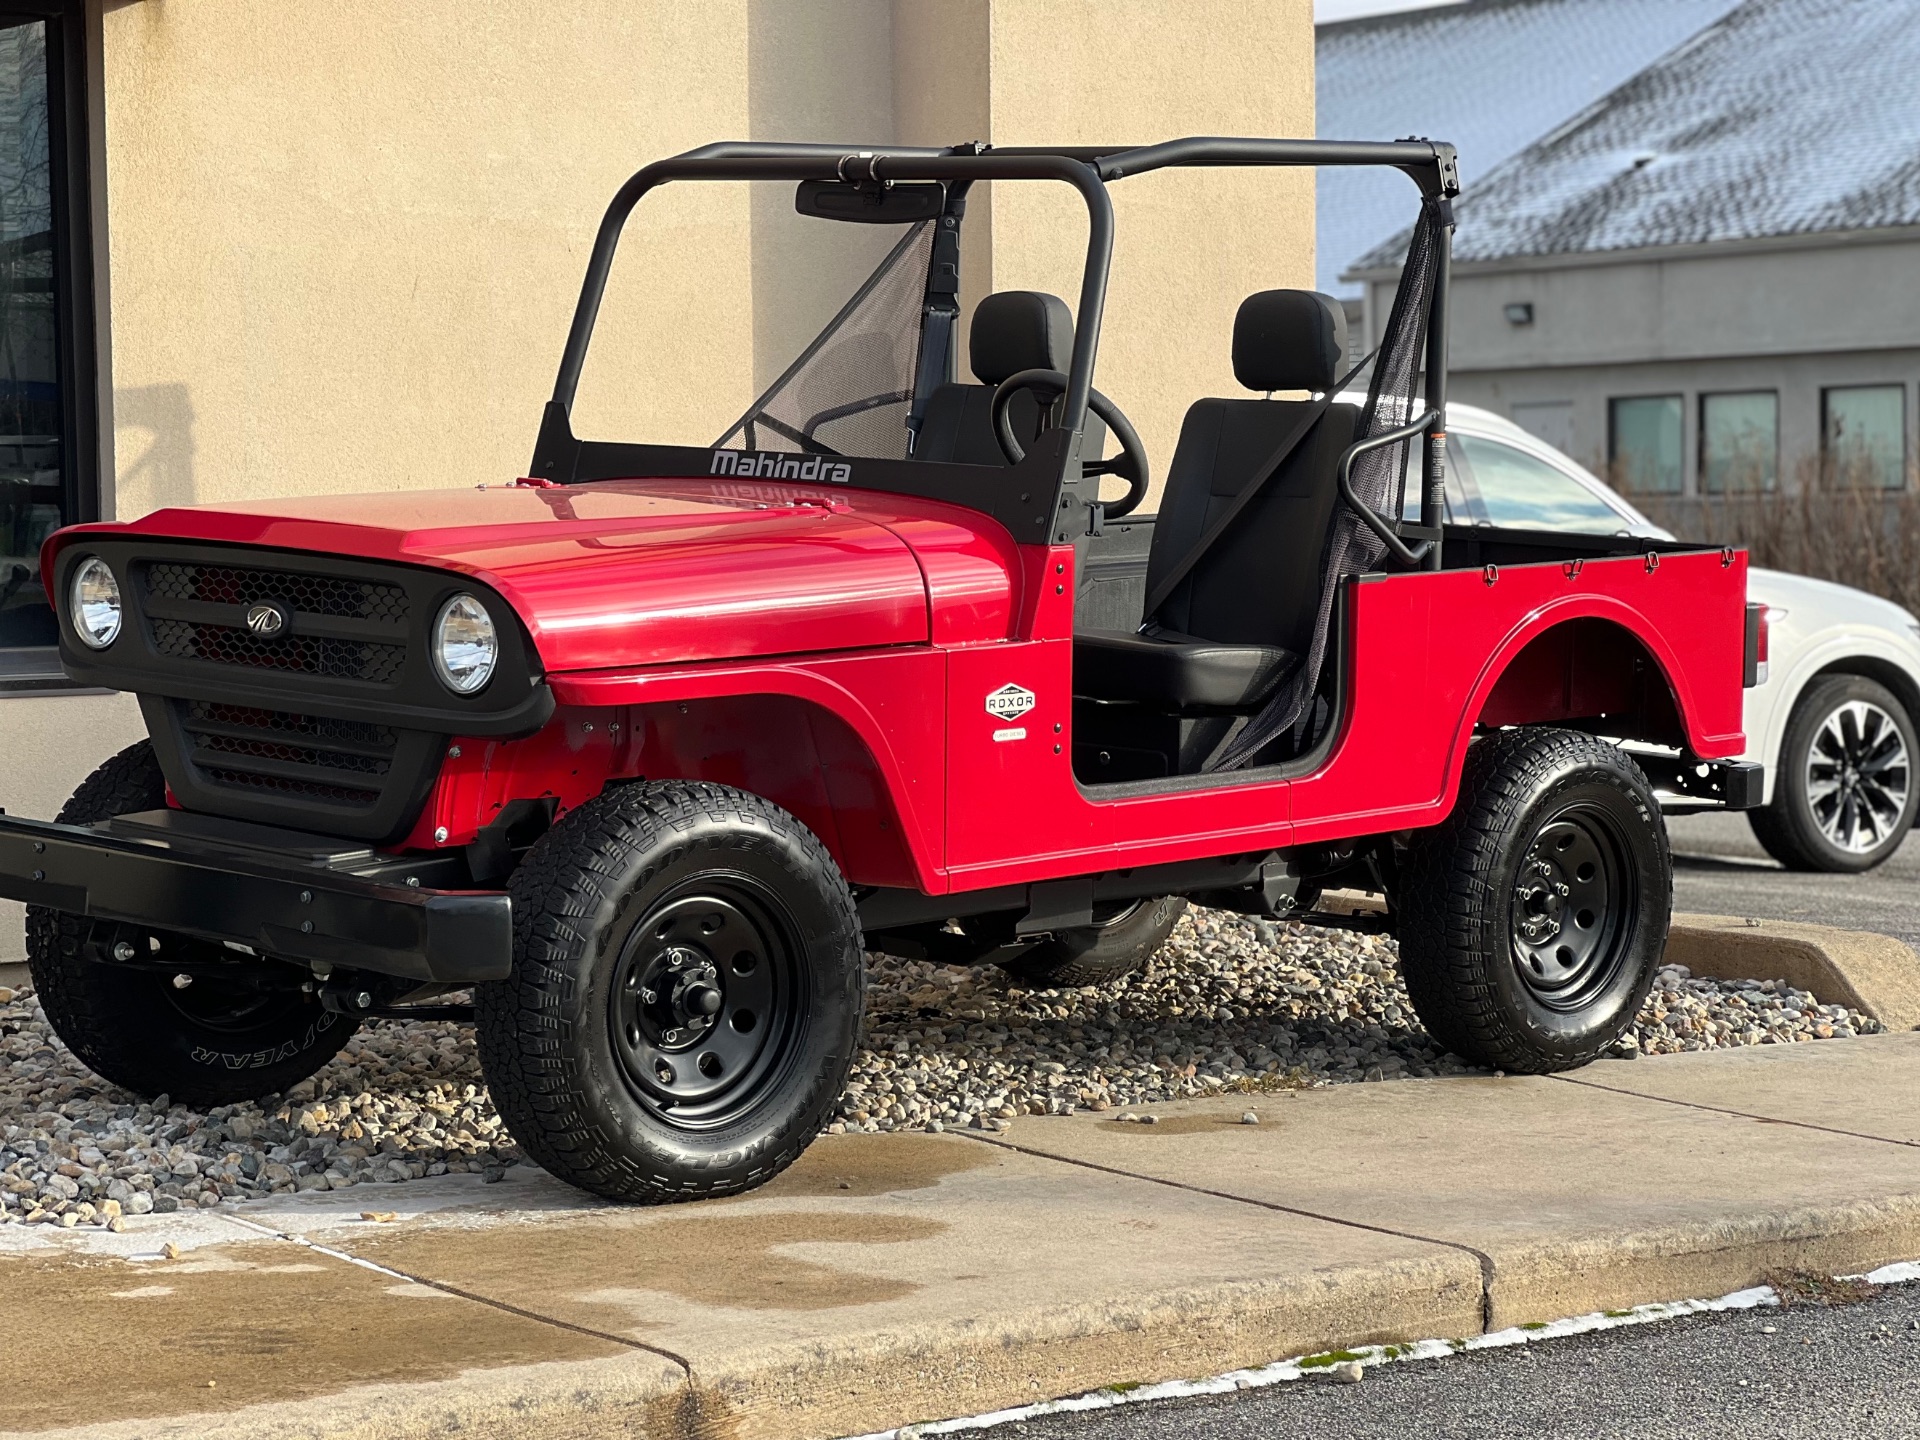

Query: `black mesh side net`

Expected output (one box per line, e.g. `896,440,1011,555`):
715,221,936,460
1207,199,1446,773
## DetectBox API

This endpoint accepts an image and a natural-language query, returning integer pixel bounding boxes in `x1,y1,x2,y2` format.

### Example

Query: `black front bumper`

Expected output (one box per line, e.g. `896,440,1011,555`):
0,808,510,983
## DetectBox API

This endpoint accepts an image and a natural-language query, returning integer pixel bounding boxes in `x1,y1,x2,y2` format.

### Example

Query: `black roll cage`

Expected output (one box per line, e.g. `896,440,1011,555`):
532,137,1460,566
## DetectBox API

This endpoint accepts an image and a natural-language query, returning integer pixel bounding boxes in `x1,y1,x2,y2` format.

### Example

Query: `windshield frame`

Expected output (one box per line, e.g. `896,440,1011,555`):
532,137,1459,548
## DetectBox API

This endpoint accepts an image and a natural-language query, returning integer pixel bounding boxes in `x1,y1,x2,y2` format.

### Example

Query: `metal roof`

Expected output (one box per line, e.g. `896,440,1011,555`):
1316,0,1741,293
1348,0,1920,274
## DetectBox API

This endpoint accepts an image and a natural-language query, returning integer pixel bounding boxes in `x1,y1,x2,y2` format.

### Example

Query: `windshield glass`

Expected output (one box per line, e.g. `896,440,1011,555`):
715,221,934,460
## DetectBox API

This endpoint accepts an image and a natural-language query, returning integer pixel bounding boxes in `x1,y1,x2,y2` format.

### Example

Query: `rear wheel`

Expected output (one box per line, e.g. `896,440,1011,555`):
1000,896,1187,989
1749,675,1916,873
1398,728,1668,1073
27,741,357,1106
476,780,863,1203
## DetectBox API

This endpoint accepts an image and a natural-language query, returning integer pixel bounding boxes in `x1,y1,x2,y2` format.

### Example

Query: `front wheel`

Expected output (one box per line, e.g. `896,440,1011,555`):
28,741,358,1106
1749,674,1917,873
1398,728,1669,1074
476,780,863,1203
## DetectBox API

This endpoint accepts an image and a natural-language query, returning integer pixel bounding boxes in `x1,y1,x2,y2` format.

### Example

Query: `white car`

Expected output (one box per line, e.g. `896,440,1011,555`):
1440,403,1920,873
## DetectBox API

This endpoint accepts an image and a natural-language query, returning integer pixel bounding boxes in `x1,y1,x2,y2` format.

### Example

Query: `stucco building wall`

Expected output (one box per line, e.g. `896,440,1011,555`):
0,0,1315,961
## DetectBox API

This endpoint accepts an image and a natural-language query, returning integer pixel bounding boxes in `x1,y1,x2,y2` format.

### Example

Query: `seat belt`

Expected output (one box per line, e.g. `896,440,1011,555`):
1141,347,1379,628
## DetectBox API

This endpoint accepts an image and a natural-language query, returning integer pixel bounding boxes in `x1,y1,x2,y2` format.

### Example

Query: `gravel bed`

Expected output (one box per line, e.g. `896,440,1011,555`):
0,908,1878,1224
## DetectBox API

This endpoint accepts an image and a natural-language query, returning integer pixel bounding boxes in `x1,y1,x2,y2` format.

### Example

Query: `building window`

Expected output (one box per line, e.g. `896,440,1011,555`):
1823,385,1907,490
1608,395,1683,494
0,5,94,688
1699,391,1777,494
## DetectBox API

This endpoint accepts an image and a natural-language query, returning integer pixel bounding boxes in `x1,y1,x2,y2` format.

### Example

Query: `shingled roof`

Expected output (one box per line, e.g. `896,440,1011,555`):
1315,0,1740,294
1348,0,1920,275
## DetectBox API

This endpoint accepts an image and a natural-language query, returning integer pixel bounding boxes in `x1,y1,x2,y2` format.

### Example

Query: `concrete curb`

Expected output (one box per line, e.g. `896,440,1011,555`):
21,1180,1920,1440
1481,1191,1920,1329
1669,911,1920,1031
1306,894,1920,1031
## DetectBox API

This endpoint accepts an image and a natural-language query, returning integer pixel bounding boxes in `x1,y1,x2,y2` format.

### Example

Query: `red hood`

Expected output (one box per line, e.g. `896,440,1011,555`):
60,480,965,672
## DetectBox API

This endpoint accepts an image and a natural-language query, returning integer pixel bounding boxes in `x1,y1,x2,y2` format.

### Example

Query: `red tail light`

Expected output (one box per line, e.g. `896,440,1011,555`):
1744,603,1782,686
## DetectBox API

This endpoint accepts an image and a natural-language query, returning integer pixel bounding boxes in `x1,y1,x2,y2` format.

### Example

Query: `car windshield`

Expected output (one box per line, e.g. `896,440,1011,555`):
1457,434,1628,533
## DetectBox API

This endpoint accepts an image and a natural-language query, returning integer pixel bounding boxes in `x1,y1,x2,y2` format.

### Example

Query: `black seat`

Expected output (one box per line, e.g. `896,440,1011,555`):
1075,288,1359,716
916,291,1103,464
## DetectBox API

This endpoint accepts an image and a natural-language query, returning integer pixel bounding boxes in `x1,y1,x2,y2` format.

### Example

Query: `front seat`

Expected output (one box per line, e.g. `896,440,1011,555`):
915,290,1104,464
1074,289,1360,715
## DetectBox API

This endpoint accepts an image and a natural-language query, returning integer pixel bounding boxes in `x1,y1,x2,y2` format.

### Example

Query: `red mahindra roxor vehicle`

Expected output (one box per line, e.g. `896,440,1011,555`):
0,138,1759,1203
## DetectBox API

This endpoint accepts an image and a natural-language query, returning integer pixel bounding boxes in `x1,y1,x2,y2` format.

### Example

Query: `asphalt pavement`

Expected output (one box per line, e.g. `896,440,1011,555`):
1017,1280,1920,1440
1668,812,1920,950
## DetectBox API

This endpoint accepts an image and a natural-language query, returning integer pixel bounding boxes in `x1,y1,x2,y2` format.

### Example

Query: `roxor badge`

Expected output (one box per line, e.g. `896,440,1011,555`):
985,683,1035,721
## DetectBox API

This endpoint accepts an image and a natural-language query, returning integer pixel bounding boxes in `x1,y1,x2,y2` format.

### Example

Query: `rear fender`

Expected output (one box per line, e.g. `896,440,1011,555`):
1477,617,1685,744
1443,597,1739,820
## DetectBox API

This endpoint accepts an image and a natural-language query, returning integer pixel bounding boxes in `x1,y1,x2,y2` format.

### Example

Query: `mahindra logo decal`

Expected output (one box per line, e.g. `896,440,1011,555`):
711,449,853,484
985,683,1035,721
245,602,289,638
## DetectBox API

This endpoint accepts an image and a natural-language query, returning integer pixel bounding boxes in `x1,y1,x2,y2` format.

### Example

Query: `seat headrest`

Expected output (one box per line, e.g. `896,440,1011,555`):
1233,289,1348,393
970,290,1073,386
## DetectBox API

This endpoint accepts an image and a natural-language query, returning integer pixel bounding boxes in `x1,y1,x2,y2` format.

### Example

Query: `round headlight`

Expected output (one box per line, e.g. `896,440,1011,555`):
432,593,498,694
69,556,122,649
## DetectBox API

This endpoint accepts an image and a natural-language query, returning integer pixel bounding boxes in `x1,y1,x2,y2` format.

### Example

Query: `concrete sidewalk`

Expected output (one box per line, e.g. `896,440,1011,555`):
7,1036,1920,1440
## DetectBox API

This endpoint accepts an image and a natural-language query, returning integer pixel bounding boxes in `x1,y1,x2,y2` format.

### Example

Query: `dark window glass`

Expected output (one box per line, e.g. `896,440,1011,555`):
1824,385,1906,490
1609,395,1683,494
1700,391,1777,494
0,17,56,654
1455,434,1629,533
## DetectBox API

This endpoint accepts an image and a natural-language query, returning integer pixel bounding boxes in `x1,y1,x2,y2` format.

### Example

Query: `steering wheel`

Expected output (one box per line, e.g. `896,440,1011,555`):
990,367,1150,519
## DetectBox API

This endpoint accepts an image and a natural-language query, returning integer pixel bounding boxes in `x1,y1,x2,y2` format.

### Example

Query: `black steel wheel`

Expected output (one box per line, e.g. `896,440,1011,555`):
607,884,803,1129
1399,727,1669,1073
477,780,862,1203
27,741,357,1105
1000,896,1187,989
1507,806,1636,1013
1750,674,1918,873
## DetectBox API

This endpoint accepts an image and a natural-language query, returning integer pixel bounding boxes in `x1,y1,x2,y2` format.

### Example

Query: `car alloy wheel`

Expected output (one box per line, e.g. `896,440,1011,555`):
1805,697,1911,856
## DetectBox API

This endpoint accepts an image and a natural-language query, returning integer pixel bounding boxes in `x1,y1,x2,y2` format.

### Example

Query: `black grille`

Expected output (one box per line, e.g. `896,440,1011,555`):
69,540,546,843
195,767,386,807
180,700,397,813
152,617,406,684
147,561,409,622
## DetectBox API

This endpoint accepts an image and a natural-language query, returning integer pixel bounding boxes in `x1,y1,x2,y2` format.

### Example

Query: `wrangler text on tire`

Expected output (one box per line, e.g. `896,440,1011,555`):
1398,727,1670,1074
475,780,864,1203
27,741,359,1106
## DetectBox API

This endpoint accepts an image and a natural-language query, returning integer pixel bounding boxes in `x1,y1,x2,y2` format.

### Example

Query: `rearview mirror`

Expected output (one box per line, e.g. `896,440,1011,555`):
795,179,946,224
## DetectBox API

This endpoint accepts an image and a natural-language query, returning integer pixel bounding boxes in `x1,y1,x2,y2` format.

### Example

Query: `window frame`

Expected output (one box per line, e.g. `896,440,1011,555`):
1606,392,1685,496
1821,382,1908,492
0,1,98,692
1697,388,1779,495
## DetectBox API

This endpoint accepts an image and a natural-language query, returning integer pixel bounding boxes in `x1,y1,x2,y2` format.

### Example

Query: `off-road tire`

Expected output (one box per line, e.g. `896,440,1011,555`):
1001,896,1187,989
1398,727,1669,1074
476,780,863,1204
26,741,358,1105
1748,674,1917,874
